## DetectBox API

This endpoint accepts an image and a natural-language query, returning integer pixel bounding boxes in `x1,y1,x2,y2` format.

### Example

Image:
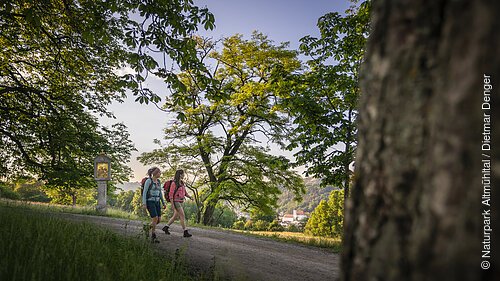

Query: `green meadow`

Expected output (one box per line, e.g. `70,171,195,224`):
0,204,207,281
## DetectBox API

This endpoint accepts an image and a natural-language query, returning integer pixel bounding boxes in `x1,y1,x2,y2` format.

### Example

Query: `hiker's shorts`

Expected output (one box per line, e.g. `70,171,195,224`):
173,201,183,210
146,201,161,218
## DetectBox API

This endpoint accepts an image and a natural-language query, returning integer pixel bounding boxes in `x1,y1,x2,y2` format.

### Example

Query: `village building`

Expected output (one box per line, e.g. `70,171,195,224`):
279,210,309,226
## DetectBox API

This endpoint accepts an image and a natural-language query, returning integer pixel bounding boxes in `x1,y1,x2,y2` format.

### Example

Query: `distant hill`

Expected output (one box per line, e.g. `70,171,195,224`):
115,182,140,193
277,178,336,214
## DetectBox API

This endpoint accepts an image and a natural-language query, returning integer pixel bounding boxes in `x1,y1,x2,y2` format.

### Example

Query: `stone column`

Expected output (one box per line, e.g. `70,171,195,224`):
96,180,107,213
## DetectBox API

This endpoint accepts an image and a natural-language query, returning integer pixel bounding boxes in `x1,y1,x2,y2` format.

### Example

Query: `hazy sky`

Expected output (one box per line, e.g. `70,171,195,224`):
100,0,351,181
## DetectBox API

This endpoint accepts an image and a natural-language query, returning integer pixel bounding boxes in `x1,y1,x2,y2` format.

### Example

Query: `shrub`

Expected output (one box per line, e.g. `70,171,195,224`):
13,181,50,202
244,220,253,230
253,220,269,231
287,224,300,232
114,190,135,212
131,189,148,218
232,220,245,230
0,183,19,200
267,220,284,232
212,205,238,228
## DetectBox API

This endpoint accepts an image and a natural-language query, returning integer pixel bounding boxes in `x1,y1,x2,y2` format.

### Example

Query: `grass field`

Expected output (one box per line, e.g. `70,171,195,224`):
0,198,142,220
233,230,342,253
1,199,342,253
0,204,211,281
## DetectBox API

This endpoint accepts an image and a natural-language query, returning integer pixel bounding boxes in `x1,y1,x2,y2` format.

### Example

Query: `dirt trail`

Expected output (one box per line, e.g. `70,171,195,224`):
58,213,339,281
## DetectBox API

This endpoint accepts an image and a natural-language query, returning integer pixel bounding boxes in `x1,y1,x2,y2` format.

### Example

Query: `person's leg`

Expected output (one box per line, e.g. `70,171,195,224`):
163,204,178,234
151,202,161,232
167,207,179,225
151,216,160,242
146,201,160,243
178,205,192,237
151,216,159,233
178,206,186,230
146,202,155,233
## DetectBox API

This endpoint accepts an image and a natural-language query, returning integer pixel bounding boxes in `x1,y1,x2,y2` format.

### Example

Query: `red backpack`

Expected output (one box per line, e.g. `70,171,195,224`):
140,177,153,198
163,179,175,202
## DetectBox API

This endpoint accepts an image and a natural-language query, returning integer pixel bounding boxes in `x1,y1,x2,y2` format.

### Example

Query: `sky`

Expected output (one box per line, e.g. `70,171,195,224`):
100,0,352,182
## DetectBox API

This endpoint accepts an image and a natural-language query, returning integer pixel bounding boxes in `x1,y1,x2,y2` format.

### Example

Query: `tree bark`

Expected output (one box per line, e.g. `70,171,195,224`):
342,0,499,280
202,199,217,225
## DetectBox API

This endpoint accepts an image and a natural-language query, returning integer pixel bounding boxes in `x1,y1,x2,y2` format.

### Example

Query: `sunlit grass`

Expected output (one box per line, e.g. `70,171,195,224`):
0,198,142,220
0,204,204,281
234,230,342,252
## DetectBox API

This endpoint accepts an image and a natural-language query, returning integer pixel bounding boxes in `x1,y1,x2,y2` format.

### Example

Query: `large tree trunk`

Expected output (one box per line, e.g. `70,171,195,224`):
202,199,217,225
342,1,499,281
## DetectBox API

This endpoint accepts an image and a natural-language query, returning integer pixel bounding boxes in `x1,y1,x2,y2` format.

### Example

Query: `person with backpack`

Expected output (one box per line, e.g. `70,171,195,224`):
142,166,166,243
162,169,193,237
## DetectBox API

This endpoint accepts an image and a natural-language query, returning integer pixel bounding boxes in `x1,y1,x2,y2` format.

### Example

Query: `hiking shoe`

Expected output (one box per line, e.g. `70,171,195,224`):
183,230,192,238
162,225,170,235
151,233,160,243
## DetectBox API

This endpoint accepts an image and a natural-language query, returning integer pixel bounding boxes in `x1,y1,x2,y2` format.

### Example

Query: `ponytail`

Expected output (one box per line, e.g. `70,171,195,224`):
147,167,159,178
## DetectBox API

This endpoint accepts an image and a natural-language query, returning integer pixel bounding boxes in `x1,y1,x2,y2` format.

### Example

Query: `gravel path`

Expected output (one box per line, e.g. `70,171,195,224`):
58,213,339,281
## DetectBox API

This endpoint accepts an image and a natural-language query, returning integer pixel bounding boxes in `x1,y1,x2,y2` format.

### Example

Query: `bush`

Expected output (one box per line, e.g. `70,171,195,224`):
253,220,269,231
114,190,135,212
13,181,50,202
0,183,19,200
211,205,238,228
244,220,253,230
287,224,301,232
131,189,148,218
267,220,284,232
232,220,245,230
181,201,199,223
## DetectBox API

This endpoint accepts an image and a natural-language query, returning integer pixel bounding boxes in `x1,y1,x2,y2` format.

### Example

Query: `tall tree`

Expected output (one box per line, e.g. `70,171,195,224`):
305,189,344,238
0,1,213,184
283,1,370,199
140,33,305,225
342,0,499,280
41,120,135,205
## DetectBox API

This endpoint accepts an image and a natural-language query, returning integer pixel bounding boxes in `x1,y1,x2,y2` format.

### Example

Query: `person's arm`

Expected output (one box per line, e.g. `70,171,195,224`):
169,182,176,210
185,187,193,200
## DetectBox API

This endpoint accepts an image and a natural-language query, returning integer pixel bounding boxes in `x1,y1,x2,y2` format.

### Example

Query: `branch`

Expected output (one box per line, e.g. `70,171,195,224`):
0,128,45,170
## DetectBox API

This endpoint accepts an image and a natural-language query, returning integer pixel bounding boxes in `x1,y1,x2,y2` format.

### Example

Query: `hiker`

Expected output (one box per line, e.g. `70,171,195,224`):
142,166,166,243
162,169,193,237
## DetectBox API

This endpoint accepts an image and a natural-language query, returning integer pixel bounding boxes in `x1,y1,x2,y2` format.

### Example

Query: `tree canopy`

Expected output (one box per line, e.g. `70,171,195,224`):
139,33,305,225
282,1,371,198
0,0,214,195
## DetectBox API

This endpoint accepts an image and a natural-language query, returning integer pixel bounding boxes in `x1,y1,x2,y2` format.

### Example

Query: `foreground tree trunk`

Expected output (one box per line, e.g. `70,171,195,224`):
342,1,499,280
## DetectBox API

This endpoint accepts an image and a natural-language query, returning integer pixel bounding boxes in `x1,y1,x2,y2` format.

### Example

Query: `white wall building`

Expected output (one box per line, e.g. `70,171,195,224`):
280,210,309,226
